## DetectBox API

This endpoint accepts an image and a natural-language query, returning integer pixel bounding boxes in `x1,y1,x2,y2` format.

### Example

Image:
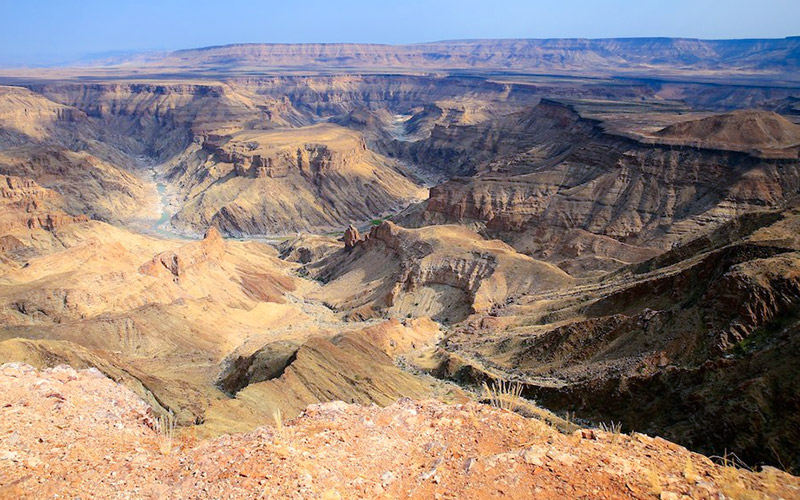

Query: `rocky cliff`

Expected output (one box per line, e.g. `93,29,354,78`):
15,77,794,238
0,86,87,147
0,145,153,223
400,101,800,275
169,124,426,235
435,205,800,473
26,82,296,160
309,221,573,322
0,175,88,235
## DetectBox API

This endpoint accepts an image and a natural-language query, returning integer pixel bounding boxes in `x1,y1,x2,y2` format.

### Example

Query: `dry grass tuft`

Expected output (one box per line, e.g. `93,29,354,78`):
482,379,524,412
683,455,698,483
272,408,286,442
599,421,623,444
715,452,761,500
157,412,176,455
646,468,662,496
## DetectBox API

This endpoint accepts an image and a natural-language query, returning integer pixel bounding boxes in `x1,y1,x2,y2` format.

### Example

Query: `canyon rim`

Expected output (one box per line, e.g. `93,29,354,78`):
1,1,800,498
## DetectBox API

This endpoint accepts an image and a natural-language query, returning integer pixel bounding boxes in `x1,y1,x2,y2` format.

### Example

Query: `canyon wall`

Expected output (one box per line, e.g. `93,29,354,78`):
399,101,800,273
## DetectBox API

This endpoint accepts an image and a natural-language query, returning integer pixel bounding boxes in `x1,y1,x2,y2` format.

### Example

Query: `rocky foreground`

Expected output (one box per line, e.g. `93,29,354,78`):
1,364,797,499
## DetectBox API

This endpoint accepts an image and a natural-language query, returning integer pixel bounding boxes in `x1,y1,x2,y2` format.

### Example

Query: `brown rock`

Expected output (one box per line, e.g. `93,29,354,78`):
344,224,360,250
401,101,800,276
311,221,572,323
139,226,225,279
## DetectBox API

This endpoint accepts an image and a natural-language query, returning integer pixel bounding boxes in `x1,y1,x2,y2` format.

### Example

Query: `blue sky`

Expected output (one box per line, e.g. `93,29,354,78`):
1,0,798,66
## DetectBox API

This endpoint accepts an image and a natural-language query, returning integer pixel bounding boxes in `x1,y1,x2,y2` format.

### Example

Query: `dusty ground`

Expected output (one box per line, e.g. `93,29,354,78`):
1,363,798,500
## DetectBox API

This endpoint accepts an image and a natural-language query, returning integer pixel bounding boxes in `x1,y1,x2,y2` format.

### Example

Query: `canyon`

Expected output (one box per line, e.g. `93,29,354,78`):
1,38,800,497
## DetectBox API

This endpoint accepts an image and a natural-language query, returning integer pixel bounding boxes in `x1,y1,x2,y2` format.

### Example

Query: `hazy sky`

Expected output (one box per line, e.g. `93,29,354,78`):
1,0,798,66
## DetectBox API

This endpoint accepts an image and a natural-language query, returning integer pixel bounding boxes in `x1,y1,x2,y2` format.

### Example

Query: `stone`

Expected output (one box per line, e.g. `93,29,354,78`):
344,224,360,250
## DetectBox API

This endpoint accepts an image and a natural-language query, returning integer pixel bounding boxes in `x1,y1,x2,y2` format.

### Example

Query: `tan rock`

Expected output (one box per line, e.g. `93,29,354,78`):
139,226,225,279
310,221,572,322
344,224,360,250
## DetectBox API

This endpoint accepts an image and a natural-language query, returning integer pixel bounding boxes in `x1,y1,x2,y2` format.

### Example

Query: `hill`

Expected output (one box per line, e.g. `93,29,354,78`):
655,109,800,151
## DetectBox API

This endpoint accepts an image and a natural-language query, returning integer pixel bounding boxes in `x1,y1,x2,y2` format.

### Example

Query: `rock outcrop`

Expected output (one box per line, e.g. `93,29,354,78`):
343,224,360,250
139,226,225,279
202,332,442,434
169,124,426,235
277,233,341,264
2,363,798,500
310,221,573,322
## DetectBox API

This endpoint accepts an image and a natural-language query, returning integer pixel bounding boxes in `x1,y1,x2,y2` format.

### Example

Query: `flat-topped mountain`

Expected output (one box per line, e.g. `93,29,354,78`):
97,38,800,79
3,37,800,83
172,123,426,235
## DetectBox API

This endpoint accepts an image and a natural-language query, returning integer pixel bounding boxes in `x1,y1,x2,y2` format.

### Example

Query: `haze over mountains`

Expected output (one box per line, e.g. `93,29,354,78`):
4,37,800,83
1,32,800,498
166,38,800,73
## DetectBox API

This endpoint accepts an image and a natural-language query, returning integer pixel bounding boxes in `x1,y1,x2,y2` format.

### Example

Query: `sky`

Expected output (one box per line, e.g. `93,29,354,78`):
1,0,798,66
